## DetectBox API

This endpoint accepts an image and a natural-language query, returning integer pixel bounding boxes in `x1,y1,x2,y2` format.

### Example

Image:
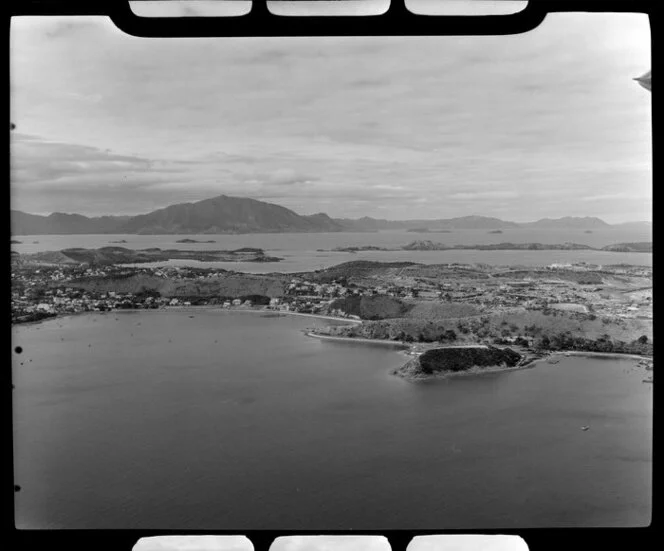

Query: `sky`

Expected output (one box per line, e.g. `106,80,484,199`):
10,12,651,222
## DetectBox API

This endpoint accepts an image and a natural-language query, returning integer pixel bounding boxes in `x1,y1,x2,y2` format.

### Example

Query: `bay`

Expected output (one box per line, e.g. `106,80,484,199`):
12,310,652,529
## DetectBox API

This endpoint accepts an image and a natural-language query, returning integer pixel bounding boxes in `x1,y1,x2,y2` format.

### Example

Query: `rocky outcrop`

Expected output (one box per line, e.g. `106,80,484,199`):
393,346,522,379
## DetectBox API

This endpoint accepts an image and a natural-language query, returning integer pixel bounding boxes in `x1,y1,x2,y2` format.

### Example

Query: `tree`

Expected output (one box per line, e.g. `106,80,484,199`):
638,335,649,345
515,336,530,348
444,329,457,342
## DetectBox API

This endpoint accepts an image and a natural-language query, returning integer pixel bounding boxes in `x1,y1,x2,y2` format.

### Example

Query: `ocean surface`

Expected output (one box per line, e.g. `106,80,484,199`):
11,228,652,272
12,310,652,529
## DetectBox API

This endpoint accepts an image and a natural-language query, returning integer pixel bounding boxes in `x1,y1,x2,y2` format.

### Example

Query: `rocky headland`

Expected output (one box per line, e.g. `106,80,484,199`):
392,345,526,380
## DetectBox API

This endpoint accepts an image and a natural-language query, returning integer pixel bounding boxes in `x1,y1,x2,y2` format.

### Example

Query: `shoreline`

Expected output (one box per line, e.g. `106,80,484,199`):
549,350,653,361
394,359,545,382
304,331,410,348
305,331,550,379
162,305,363,324
12,308,653,368
12,305,363,328
303,330,652,381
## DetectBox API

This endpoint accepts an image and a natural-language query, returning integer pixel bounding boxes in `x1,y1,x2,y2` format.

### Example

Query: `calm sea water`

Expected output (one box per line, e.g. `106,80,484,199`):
11,229,652,272
12,310,652,529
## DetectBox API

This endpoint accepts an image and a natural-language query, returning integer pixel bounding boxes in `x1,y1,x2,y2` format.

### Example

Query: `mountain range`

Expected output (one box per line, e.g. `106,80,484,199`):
10,195,652,236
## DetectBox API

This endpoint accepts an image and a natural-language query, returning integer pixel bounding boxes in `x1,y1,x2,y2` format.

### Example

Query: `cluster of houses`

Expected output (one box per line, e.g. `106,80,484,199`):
11,287,168,321
11,259,653,324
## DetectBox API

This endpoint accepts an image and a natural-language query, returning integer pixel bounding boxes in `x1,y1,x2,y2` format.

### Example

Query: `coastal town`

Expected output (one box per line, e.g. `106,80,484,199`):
11,256,652,348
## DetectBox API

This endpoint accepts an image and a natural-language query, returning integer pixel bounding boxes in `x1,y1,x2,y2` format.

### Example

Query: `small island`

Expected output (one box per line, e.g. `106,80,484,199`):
109,240,128,243
175,238,216,244
332,245,391,253
406,228,453,233
488,230,503,234
392,345,527,380
11,239,22,244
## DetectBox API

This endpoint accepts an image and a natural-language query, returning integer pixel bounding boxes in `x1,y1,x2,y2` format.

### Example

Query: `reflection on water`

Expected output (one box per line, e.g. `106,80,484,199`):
12,310,652,529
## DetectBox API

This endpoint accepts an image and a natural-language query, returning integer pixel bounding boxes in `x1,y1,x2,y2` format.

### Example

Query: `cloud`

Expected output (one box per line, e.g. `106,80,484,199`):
447,191,521,201
9,14,652,222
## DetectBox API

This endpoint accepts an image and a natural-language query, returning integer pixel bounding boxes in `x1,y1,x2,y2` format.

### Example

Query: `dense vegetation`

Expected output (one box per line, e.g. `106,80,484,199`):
532,332,652,355
418,346,522,374
391,346,524,378
328,318,460,342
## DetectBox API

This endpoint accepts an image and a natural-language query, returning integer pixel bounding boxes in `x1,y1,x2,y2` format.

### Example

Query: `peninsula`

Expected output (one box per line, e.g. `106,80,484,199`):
18,246,282,266
393,345,524,379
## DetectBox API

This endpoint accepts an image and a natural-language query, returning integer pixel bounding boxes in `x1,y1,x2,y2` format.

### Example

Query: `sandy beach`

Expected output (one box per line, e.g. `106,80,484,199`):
551,350,653,361
305,331,409,348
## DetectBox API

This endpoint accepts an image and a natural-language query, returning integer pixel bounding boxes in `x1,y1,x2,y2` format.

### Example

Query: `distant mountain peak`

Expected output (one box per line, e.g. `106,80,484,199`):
524,216,610,229
10,196,640,236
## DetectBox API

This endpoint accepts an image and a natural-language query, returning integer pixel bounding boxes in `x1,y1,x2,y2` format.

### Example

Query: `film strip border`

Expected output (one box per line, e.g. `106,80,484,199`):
8,530,657,551
9,1,653,36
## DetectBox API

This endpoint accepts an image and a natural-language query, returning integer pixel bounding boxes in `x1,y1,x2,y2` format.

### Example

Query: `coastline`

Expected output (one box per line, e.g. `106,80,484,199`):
12,308,653,377
305,331,553,379
390,348,651,382
393,359,544,382
163,305,363,325
12,305,363,328
304,331,409,348
306,332,653,381
548,350,653,361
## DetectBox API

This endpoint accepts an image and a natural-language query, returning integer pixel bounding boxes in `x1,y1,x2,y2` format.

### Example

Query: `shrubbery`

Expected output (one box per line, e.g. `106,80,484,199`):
533,331,652,355
418,346,522,374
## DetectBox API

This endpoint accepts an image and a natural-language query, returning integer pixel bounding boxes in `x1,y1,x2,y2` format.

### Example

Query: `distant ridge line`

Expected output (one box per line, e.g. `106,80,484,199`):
10,195,653,236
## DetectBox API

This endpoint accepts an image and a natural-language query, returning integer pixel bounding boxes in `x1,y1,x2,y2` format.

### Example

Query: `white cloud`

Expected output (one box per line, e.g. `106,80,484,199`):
9,13,652,222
